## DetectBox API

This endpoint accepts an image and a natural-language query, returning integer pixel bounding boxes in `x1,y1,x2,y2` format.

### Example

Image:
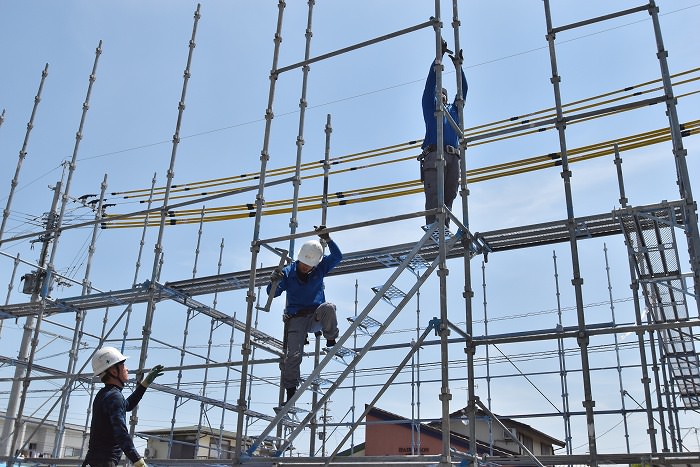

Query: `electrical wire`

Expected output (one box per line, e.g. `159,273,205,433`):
100,116,700,228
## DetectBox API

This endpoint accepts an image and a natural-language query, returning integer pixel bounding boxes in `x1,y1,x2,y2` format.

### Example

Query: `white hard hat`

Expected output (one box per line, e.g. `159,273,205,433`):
298,240,324,267
92,346,128,376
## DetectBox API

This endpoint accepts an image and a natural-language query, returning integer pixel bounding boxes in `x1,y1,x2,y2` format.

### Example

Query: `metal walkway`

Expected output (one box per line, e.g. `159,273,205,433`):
0,199,686,321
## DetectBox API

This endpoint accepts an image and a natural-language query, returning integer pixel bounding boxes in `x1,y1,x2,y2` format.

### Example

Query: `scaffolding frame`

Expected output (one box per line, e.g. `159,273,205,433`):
1,1,699,466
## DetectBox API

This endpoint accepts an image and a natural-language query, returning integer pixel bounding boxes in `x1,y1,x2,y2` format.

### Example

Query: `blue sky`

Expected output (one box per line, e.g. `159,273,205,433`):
1,0,699,459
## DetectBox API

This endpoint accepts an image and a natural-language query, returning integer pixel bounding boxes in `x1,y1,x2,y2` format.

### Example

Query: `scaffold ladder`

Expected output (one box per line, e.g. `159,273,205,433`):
618,203,700,408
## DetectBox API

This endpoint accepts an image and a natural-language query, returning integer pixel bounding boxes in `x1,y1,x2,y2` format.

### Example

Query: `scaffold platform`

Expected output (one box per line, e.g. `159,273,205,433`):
0,199,686,321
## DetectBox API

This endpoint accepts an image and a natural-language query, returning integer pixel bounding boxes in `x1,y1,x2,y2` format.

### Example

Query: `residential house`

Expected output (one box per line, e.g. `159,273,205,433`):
336,405,564,463
0,411,87,459
140,425,275,460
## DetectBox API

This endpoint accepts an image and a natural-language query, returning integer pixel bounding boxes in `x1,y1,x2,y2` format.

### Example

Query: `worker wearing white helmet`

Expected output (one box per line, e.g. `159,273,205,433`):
267,225,342,405
82,347,164,467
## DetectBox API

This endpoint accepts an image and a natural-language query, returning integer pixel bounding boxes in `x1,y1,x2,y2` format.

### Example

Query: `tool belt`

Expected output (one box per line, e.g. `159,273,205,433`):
290,307,316,318
418,145,459,181
283,307,315,326
418,144,459,160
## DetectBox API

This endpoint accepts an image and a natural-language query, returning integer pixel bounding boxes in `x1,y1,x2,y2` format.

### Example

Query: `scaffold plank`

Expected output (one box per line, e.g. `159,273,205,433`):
0,200,686,321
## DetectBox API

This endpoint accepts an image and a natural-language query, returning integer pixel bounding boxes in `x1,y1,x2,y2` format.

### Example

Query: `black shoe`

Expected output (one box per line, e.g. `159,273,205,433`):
325,339,336,348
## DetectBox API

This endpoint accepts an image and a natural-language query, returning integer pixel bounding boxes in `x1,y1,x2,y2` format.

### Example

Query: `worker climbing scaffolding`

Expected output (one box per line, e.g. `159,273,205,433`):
419,38,468,228
266,225,342,405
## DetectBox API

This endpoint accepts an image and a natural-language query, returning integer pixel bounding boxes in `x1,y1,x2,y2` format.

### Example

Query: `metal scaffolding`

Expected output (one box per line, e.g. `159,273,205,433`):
0,2,698,467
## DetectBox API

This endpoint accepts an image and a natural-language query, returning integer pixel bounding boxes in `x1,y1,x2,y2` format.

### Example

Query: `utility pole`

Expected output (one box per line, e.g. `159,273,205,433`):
319,399,331,457
1,182,61,459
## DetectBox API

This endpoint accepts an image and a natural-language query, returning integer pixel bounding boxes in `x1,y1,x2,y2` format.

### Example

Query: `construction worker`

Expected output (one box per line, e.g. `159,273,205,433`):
83,347,164,467
419,39,468,227
267,226,341,404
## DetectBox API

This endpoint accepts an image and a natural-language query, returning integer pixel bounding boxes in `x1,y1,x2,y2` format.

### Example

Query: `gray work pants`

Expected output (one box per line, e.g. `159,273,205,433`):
422,149,460,225
282,302,339,390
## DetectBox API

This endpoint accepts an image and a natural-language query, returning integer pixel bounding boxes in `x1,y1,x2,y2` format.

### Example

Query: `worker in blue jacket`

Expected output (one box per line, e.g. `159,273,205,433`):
420,40,468,227
267,226,341,404
83,347,163,467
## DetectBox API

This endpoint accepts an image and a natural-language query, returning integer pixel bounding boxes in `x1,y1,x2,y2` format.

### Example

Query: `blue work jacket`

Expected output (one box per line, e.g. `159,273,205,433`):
84,383,145,465
267,240,342,315
421,62,468,149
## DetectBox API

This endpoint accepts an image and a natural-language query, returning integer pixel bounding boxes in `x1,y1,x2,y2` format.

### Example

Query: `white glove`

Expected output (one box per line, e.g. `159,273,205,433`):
134,458,148,467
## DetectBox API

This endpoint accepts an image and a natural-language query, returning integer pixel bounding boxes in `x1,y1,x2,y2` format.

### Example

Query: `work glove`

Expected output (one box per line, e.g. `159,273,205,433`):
314,225,330,242
441,38,453,56
448,48,463,65
133,458,148,467
270,268,284,283
141,365,164,388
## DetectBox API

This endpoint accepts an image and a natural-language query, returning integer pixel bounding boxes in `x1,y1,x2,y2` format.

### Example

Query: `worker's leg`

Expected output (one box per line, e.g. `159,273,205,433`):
444,153,460,227
310,302,339,343
282,316,308,390
421,150,439,225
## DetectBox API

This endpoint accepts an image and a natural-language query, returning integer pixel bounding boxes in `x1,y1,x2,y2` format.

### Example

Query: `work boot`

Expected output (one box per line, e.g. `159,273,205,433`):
423,221,437,232
325,339,337,348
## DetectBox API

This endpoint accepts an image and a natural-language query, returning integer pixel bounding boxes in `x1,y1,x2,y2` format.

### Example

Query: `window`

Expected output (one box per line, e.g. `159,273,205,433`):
519,434,533,454
64,446,82,458
503,427,517,442
540,442,553,456
208,437,232,460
